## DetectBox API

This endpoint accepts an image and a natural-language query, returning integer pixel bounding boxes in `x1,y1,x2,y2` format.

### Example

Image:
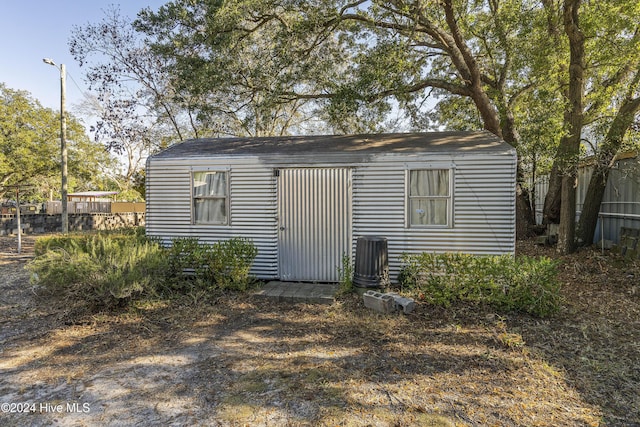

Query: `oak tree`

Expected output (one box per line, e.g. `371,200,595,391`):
0,83,114,201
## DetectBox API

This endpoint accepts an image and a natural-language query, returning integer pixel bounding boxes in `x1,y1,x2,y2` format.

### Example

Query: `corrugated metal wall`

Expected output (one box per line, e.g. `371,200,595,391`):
352,154,516,279
146,158,279,278
278,168,351,281
534,175,549,225
146,152,517,283
577,157,640,243
535,156,640,244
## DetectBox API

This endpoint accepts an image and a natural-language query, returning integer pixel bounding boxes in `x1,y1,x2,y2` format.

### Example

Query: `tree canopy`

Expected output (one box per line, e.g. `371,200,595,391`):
0,83,114,202
65,0,640,251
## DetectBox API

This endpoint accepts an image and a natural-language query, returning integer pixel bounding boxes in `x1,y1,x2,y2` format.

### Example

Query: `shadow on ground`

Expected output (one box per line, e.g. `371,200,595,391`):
1,237,638,426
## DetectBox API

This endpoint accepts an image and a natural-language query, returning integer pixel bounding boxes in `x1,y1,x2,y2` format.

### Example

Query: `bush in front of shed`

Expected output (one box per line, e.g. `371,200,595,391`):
163,237,258,292
336,252,354,296
28,231,258,310
398,252,562,317
28,230,166,309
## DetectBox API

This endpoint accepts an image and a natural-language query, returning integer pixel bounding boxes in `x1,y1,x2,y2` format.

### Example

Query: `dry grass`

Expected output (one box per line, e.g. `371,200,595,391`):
0,235,638,426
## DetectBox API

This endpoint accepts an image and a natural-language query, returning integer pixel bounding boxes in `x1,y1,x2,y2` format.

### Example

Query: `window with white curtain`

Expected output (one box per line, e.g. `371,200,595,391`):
408,169,451,226
192,171,228,225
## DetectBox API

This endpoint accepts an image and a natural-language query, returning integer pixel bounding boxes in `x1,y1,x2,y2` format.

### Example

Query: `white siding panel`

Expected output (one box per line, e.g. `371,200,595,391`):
146,158,278,279
352,154,516,281
147,149,516,283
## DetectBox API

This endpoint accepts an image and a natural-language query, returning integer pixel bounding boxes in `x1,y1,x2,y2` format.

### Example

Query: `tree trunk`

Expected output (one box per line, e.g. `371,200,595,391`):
531,152,538,221
440,0,535,238
542,162,562,224
576,159,609,245
516,184,534,238
556,0,585,255
544,71,572,226
557,159,578,254
500,100,536,235
576,95,640,245
540,0,564,227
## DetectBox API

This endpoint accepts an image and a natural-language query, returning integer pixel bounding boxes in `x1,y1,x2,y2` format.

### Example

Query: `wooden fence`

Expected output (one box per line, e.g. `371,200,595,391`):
46,201,145,214
111,202,146,213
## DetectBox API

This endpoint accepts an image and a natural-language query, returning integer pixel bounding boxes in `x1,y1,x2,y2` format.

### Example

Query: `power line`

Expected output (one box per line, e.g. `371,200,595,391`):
65,69,105,113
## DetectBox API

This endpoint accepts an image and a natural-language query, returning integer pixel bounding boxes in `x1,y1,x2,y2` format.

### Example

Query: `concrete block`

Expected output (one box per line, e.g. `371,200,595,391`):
362,291,396,314
595,239,613,250
534,235,548,245
363,291,416,315
387,293,416,314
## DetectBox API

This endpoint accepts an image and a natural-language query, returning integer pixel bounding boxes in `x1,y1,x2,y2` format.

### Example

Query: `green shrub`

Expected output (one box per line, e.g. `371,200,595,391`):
398,252,562,317
29,232,259,308
163,237,208,290
337,253,354,295
28,231,166,308
163,237,258,292
34,227,148,256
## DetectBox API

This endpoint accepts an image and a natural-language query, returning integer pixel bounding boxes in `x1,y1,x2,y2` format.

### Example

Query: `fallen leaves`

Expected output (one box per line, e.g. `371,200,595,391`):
1,236,638,425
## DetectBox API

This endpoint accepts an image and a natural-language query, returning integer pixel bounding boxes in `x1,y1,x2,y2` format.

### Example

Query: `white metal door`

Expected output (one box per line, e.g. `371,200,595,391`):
278,168,352,282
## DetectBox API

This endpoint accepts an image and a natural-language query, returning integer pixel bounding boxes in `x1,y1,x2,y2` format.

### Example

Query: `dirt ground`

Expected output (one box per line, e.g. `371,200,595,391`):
1,235,639,426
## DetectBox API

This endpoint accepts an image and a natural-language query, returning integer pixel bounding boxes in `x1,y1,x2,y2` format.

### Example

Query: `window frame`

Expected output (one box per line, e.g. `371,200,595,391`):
406,167,454,228
191,169,230,226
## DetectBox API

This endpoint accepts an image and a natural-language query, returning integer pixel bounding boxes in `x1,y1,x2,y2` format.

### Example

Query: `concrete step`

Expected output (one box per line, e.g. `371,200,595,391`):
253,281,338,305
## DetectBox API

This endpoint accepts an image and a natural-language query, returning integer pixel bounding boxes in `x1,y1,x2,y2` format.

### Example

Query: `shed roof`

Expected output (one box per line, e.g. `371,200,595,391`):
151,131,514,160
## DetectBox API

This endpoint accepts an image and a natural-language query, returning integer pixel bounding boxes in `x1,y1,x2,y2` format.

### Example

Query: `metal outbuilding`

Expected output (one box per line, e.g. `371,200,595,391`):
535,151,640,245
145,131,517,283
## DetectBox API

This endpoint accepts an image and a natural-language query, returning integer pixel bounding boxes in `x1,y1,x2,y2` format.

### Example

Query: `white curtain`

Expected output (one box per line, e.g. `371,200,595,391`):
410,199,448,225
193,172,227,224
410,170,449,226
410,169,449,197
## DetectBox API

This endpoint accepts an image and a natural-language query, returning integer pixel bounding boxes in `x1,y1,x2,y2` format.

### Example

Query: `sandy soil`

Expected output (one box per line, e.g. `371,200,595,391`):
0,234,638,426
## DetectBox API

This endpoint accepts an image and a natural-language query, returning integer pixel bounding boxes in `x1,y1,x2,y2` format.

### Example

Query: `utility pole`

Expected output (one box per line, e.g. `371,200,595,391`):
60,63,68,234
43,58,68,233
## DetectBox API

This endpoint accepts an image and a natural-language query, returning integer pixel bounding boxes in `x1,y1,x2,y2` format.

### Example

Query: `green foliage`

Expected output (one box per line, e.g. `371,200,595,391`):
336,253,354,296
162,237,258,292
69,5,197,184
398,252,562,317
0,83,115,201
134,0,361,136
130,169,146,200
33,227,148,256
29,231,258,309
115,188,145,202
28,230,165,309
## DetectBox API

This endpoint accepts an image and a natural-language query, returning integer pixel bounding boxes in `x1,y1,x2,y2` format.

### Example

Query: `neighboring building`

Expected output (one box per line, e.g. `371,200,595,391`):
66,191,119,202
45,192,145,214
145,131,517,282
47,191,117,214
535,151,640,244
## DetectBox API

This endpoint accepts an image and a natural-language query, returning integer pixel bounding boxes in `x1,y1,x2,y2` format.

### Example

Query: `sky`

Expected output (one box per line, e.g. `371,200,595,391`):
0,1,167,112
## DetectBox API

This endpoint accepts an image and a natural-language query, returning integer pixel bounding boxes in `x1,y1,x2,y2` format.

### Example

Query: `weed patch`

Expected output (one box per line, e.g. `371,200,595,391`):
398,252,562,317
27,231,258,309
337,252,354,296
28,231,165,308
162,237,258,292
